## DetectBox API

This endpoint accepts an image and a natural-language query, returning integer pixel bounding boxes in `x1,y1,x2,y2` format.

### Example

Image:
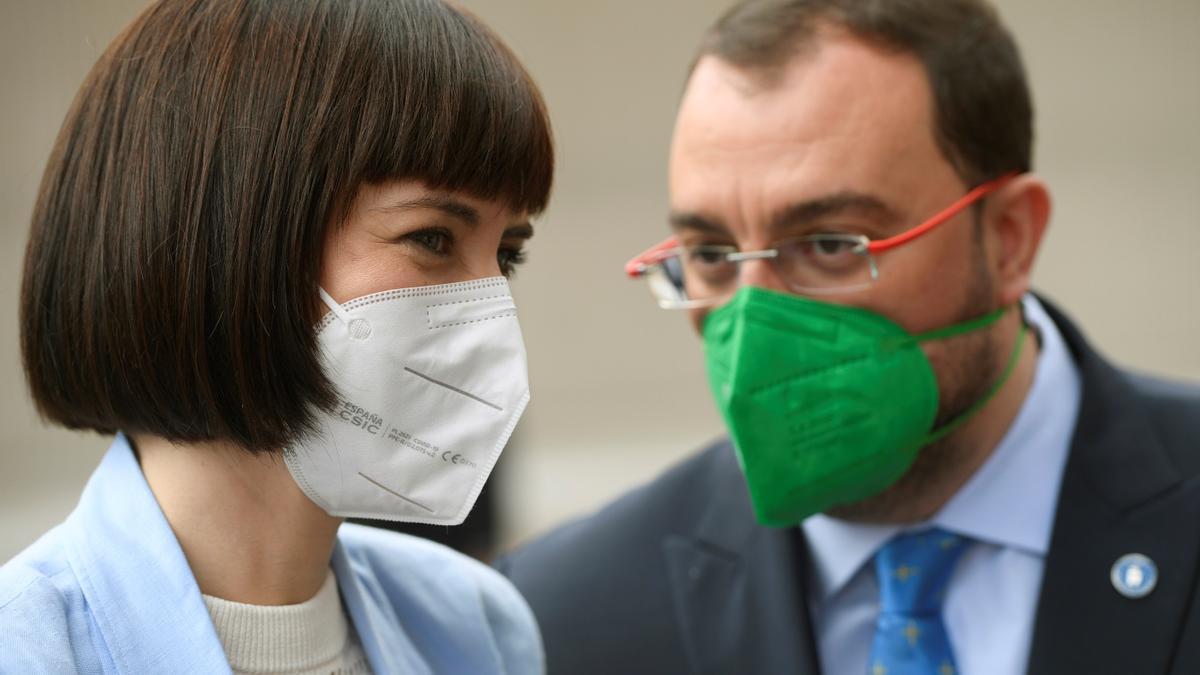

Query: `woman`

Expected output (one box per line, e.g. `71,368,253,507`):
2,0,553,673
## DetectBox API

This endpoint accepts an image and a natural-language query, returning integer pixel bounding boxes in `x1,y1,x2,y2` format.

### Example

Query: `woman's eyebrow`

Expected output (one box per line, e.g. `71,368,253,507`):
373,195,482,227
505,223,534,240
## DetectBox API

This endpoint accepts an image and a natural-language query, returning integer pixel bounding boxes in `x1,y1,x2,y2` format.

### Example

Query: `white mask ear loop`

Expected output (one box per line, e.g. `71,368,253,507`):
320,288,372,341
319,288,351,323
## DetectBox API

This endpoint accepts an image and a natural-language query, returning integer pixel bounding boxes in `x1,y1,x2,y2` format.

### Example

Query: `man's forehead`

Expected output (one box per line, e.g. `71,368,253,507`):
668,33,959,229
673,35,936,164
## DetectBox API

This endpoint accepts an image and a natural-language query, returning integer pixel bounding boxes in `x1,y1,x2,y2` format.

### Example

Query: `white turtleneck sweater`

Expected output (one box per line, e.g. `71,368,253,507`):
202,571,374,675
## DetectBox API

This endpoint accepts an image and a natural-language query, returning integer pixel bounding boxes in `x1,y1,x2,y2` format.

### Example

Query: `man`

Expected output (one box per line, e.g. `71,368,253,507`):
497,1,1200,673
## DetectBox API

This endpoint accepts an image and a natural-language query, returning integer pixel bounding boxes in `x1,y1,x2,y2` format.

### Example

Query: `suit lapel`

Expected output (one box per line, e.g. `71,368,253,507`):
665,443,821,675
1027,302,1200,674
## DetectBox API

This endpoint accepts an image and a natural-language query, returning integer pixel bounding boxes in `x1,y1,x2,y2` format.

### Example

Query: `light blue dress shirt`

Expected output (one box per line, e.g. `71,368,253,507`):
0,433,544,674
802,295,1083,675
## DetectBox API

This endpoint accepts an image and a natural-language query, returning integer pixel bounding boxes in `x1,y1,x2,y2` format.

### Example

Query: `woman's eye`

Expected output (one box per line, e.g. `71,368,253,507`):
405,228,453,256
498,246,527,277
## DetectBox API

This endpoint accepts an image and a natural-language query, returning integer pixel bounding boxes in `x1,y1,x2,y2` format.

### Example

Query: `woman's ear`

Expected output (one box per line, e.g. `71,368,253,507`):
986,175,1052,306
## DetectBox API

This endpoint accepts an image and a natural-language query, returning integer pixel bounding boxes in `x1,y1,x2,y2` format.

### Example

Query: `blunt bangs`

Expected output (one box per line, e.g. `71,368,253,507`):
20,0,554,453
352,2,555,215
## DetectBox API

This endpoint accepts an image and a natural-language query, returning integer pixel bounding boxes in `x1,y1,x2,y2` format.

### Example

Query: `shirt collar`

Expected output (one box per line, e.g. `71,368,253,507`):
62,433,426,675
63,433,232,673
802,295,1083,602
932,295,1081,555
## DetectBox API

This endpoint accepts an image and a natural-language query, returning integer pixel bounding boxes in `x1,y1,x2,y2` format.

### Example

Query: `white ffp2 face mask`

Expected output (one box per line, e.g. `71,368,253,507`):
283,277,530,525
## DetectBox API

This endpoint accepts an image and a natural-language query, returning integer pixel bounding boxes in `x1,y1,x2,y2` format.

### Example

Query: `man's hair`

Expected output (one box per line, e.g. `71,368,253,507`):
21,0,554,453
697,0,1033,185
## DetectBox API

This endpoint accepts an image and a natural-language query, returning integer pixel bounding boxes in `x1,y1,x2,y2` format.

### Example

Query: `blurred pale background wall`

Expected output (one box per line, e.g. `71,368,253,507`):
1,0,1197,561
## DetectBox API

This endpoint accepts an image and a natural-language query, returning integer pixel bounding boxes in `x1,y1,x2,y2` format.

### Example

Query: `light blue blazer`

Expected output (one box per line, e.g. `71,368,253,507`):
0,434,544,674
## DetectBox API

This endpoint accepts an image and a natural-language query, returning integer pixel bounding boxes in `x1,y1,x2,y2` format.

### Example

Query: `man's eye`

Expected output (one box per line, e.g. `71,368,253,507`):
812,238,855,256
498,247,527,277
687,247,731,266
788,236,866,276
405,228,453,256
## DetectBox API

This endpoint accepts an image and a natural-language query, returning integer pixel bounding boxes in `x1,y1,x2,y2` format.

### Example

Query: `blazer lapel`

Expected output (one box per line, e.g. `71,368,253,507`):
664,442,821,675
331,539,431,675
1027,303,1200,674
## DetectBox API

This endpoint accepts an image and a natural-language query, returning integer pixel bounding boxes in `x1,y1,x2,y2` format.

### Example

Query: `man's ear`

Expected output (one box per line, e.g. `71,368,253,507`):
986,175,1051,306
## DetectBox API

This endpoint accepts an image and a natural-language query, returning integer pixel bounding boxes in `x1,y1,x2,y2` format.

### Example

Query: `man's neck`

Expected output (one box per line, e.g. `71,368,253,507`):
134,434,341,605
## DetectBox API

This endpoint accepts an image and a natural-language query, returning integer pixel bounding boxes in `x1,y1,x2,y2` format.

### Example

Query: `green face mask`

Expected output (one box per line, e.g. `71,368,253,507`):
703,286,1025,527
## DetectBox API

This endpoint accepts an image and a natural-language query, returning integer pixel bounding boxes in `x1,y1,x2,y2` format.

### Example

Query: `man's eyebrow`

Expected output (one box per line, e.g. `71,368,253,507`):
669,212,729,236
504,222,535,240
669,193,901,238
373,195,481,227
772,192,902,231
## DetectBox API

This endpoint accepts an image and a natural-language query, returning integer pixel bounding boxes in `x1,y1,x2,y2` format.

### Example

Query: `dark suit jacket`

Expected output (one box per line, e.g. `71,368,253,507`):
497,302,1200,674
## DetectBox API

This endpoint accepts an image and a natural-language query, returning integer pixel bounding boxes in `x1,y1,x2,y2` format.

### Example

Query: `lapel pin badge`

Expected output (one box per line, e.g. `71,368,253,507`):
1111,553,1158,599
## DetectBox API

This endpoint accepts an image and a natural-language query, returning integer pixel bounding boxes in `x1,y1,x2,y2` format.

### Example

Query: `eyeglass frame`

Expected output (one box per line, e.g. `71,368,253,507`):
625,173,1019,308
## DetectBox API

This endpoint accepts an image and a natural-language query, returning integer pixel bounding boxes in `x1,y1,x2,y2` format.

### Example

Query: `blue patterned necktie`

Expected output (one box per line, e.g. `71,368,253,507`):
868,528,968,675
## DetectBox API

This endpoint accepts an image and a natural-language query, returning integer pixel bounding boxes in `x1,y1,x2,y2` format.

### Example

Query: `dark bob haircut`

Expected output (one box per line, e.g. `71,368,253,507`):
698,0,1033,186
21,0,554,453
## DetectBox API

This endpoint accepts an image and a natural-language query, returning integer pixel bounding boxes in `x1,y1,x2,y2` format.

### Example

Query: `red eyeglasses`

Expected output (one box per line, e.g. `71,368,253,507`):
625,174,1017,309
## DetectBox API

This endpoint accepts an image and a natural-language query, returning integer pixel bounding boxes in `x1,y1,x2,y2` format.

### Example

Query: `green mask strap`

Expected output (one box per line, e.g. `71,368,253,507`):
920,308,1028,445
915,305,1009,342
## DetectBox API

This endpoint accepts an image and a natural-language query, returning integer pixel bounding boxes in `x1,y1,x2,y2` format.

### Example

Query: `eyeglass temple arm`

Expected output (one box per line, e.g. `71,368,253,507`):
625,236,681,278
866,173,1019,254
